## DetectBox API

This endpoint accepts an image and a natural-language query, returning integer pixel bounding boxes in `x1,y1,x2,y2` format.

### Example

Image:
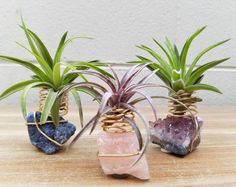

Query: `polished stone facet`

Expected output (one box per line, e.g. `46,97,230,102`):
150,116,203,156
97,131,150,180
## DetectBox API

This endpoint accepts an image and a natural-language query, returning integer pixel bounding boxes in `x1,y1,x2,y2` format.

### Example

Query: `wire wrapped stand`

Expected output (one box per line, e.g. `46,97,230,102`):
39,87,69,116
98,108,141,158
97,108,148,179
25,87,70,146
167,90,201,152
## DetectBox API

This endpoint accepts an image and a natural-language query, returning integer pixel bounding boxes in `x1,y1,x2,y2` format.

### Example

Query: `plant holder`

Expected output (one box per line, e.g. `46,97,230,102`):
150,90,203,156
39,87,69,116
25,88,76,154
97,108,150,180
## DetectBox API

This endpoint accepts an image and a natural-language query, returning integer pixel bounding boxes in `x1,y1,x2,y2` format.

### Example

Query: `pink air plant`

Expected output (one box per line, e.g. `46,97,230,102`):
59,64,167,179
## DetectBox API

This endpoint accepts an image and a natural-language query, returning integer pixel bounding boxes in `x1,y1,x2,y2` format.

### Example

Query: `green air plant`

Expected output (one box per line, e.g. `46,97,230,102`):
132,26,230,156
0,18,111,154
63,64,166,180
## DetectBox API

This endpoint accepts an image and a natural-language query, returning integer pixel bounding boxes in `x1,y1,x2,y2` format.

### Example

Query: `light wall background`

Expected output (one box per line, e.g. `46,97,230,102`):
0,0,236,107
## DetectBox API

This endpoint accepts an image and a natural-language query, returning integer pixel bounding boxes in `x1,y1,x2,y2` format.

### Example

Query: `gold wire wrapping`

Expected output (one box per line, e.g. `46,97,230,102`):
168,90,201,152
98,108,140,158
97,151,141,157
25,112,65,147
101,108,135,133
168,90,198,117
39,87,69,116
25,87,69,146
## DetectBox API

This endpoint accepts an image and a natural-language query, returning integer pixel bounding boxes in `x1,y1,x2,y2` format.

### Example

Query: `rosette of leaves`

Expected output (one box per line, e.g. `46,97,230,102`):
62,64,164,161
131,26,230,113
0,18,111,126
129,26,230,155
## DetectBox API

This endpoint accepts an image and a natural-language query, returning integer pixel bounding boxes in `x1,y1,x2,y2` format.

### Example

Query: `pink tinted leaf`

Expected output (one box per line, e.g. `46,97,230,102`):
109,65,120,89
133,90,158,121
66,70,116,92
69,106,111,148
138,69,158,84
97,92,113,115
123,116,143,150
89,106,111,134
69,115,97,148
120,64,141,85
121,64,149,90
59,82,107,96
120,102,150,166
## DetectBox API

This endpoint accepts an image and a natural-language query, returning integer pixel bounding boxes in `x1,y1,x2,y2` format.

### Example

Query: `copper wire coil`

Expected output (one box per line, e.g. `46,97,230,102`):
39,87,69,116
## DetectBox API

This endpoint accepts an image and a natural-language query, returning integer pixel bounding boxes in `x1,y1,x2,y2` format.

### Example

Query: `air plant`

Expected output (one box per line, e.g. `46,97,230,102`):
62,64,167,179
0,17,111,154
67,64,158,151
0,18,110,125
131,26,230,155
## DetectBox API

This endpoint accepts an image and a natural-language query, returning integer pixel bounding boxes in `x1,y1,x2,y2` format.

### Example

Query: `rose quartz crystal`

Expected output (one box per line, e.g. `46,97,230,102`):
97,131,150,180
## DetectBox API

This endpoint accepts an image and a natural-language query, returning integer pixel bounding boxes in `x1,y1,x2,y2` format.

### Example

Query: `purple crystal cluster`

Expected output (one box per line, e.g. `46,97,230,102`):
150,116,203,156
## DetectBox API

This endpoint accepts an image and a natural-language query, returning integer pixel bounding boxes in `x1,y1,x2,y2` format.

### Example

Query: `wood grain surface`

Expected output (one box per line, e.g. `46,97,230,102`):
0,106,235,187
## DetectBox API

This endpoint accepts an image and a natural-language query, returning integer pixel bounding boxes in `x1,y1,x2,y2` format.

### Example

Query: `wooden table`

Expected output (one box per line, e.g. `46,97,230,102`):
0,106,236,187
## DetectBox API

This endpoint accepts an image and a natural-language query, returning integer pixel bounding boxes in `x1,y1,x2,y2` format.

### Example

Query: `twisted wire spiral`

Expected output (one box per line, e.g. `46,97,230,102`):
167,90,202,152
39,87,69,116
101,108,135,133
168,90,198,117
98,108,141,158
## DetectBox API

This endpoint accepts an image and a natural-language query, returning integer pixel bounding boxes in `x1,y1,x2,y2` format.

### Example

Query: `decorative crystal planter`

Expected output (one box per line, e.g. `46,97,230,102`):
97,108,150,180
150,91,203,156
25,88,76,154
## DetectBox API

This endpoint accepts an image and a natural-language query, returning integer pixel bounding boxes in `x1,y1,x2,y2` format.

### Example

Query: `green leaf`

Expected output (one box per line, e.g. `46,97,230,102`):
136,55,152,62
155,70,171,86
172,69,181,81
185,39,230,80
128,58,171,86
40,89,58,124
187,58,230,85
53,62,61,88
165,37,180,70
0,80,37,100
20,18,53,77
72,61,114,78
194,74,204,84
27,29,54,68
20,17,40,59
21,82,50,119
71,89,84,127
0,55,49,81
152,38,174,68
50,98,60,126
180,26,207,74
76,86,102,102
185,83,222,93
172,79,185,91
137,45,172,74
54,32,68,64
54,35,92,65
63,73,79,85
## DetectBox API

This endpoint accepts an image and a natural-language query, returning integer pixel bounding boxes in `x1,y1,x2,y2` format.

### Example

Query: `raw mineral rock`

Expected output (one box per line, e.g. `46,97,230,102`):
26,112,76,154
150,116,203,156
97,131,150,180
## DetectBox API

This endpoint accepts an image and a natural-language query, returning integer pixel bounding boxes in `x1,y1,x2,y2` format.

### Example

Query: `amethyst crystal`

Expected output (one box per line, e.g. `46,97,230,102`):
26,112,76,154
150,116,203,156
